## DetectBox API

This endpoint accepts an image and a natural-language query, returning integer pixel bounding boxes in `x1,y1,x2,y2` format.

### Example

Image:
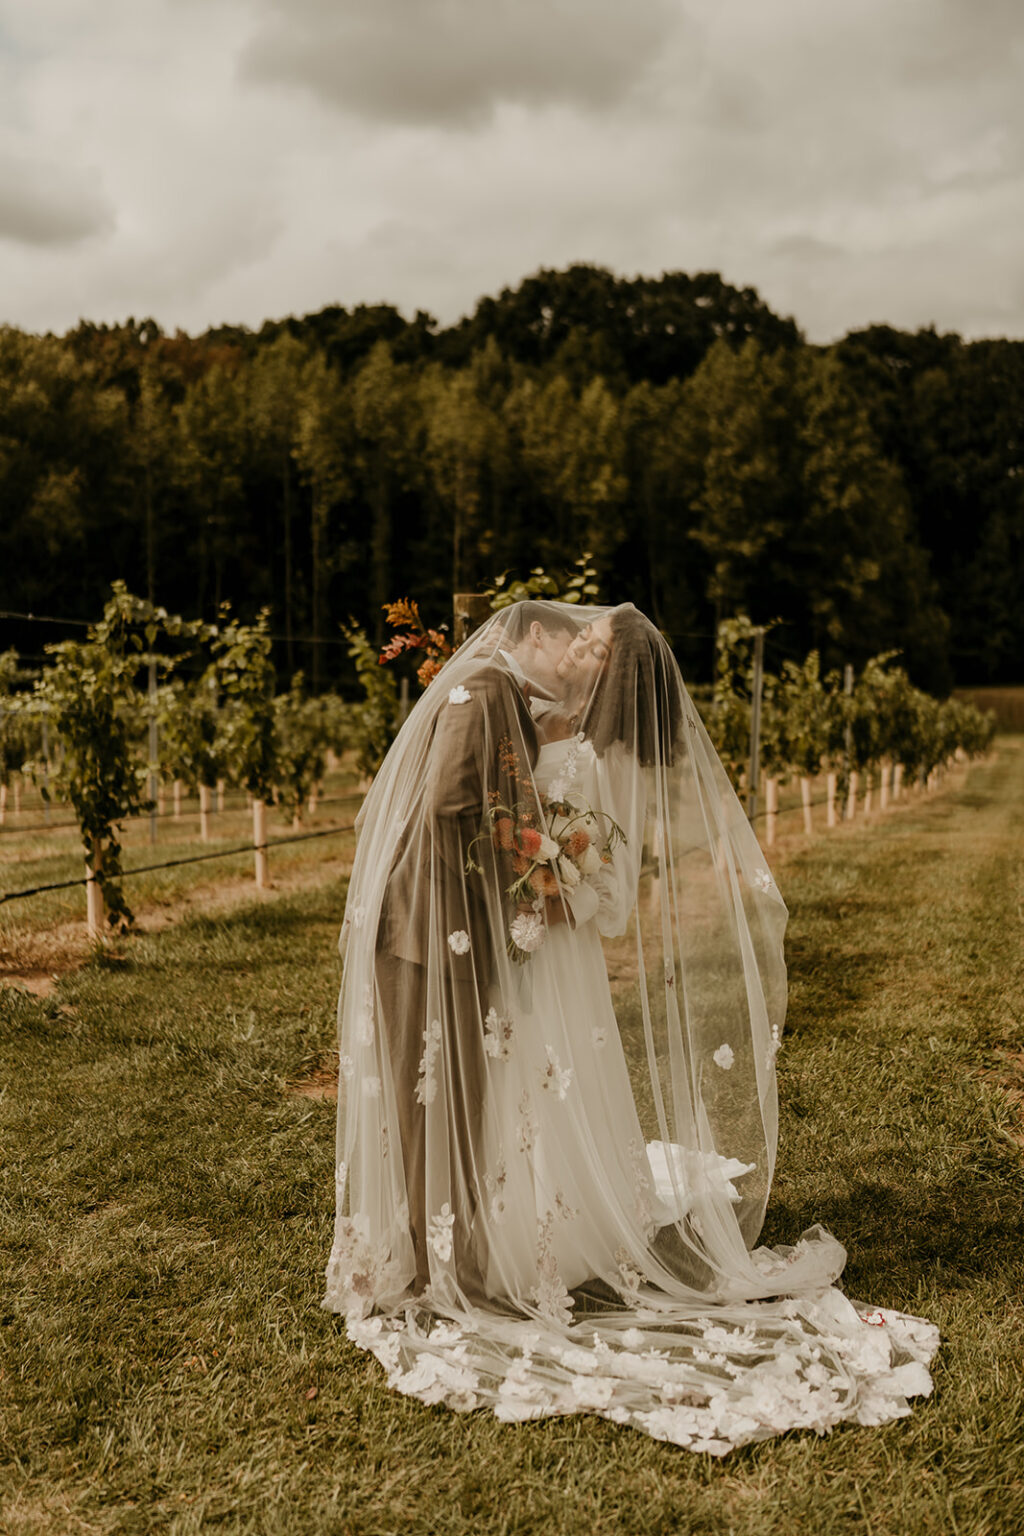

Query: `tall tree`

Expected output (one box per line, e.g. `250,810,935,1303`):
293,354,351,691
685,338,796,629
249,334,308,672
351,343,419,644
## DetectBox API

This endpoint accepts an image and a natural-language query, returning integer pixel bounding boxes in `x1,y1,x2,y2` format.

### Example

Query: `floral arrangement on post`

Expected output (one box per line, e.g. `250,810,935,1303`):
378,598,453,688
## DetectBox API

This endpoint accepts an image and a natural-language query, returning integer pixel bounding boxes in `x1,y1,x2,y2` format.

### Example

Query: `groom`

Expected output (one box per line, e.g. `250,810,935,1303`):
376,602,579,1294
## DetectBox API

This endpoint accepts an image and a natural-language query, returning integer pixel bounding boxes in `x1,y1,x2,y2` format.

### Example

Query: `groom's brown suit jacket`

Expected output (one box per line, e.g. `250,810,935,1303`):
375,655,538,1289
379,656,538,970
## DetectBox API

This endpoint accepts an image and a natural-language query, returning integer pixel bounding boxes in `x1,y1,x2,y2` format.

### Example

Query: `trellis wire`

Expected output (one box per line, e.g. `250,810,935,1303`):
0,821,356,906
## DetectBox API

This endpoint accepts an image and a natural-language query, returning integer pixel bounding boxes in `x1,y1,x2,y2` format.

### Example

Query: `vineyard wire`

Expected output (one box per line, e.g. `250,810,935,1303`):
1,791,364,838
0,821,357,906
2,773,945,907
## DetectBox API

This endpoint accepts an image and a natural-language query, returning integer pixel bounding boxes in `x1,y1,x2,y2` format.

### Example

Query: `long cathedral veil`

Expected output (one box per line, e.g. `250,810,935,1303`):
324,601,937,1453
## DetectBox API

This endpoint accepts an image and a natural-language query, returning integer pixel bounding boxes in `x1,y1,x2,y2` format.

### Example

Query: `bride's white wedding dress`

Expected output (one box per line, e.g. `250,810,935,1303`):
325,602,939,1454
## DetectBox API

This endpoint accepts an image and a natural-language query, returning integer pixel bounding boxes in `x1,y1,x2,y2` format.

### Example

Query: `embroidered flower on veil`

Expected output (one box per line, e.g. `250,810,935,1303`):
428,1203,456,1262
483,1008,514,1061
713,1043,735,1071
447,930,471,955
448,685,471,705
538,1045,573,1100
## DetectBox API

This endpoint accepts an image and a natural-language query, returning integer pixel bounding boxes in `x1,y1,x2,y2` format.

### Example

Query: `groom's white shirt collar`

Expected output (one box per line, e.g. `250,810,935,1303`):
498,648,557,719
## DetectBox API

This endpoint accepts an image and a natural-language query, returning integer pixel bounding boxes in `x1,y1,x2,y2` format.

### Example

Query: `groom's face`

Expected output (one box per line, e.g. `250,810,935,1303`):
519,620,575,696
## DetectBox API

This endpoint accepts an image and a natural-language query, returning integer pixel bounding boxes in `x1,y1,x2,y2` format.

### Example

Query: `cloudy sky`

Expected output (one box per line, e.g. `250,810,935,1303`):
1,0,1021,343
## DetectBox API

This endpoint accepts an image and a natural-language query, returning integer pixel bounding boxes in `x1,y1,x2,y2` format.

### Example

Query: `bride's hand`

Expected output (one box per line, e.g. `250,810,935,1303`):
539,707,577,743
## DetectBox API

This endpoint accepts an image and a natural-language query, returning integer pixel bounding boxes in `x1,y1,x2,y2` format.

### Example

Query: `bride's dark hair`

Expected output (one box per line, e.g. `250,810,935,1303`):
582,605,683,766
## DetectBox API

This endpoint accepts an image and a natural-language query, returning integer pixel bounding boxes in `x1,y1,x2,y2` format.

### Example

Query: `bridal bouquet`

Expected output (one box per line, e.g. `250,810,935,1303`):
467,779,625,960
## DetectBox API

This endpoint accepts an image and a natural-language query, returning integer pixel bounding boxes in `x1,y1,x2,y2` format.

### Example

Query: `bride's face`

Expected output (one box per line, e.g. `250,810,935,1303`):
556,614,613,702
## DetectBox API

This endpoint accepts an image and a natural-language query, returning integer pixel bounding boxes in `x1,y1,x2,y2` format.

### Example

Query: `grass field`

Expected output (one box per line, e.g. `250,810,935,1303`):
1,744,1023,1535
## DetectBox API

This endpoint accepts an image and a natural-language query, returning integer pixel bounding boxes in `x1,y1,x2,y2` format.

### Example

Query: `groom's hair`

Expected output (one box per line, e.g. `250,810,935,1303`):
495,601,579,648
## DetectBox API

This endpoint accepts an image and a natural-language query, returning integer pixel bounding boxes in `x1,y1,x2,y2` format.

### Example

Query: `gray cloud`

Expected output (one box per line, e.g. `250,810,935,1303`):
1,0,1022,342
0,154,114,247
240,0,677,126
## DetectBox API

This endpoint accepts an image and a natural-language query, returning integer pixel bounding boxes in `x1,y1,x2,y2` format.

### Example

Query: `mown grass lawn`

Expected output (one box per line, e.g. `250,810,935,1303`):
2,744,1023,1535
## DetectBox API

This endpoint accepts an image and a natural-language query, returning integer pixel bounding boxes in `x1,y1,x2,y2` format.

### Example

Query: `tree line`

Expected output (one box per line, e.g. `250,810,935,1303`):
1,264,1021,692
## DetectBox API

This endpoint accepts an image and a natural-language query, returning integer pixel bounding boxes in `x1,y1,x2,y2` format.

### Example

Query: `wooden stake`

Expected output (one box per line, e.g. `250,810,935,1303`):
199,782,212,842
880,762,891,811
826,771,837,828
453,593,492,647
746,629,765,822
800,776,813,836
0,782,6,826
863,771,873,817
253,798,268,889
85,842,105,940
13,777,21,815
893,764,903,801
173,779,182,819
216,778,226,814
765,776,778,846
846,770,859,820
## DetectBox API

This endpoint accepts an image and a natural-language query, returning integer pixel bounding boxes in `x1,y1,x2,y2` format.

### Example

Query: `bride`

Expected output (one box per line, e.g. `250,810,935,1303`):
324,600,937,1454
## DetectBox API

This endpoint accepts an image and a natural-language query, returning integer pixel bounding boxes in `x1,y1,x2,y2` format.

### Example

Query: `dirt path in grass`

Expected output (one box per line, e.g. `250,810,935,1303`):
0,848,354,998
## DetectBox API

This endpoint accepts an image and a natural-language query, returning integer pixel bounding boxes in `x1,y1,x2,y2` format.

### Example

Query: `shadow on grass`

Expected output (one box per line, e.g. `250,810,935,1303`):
766,1171,1024,1293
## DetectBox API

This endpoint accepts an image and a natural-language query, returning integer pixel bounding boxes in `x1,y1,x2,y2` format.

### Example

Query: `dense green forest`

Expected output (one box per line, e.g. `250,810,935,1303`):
2,264,1021,692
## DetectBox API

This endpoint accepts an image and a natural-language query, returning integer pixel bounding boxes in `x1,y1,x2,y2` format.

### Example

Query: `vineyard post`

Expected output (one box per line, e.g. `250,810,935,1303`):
801,776,813,835
765,776,779,846
893,763,904,801
826,772,837,828
147,662,159,845
216,777,226,814
842,664,855,819
41,708,50,825
880,762,891,810
863,771,873,817
253,797,268,889
746,628,765,822
199,783,212,840
453,593,492,647
85,842,105,939
173,779,182,818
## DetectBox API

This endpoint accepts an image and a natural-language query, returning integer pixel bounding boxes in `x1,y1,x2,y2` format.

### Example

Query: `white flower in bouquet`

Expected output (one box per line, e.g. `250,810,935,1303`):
557,854,582,888
581,844,603,876
510,910,545,954
537,833,561,861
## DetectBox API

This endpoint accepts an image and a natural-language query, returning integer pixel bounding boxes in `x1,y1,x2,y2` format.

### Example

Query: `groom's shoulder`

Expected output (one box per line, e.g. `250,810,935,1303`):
460,654,517,698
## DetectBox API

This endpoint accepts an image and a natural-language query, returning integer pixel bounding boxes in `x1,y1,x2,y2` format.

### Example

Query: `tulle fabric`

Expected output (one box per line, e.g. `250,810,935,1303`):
323,602,937,1453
